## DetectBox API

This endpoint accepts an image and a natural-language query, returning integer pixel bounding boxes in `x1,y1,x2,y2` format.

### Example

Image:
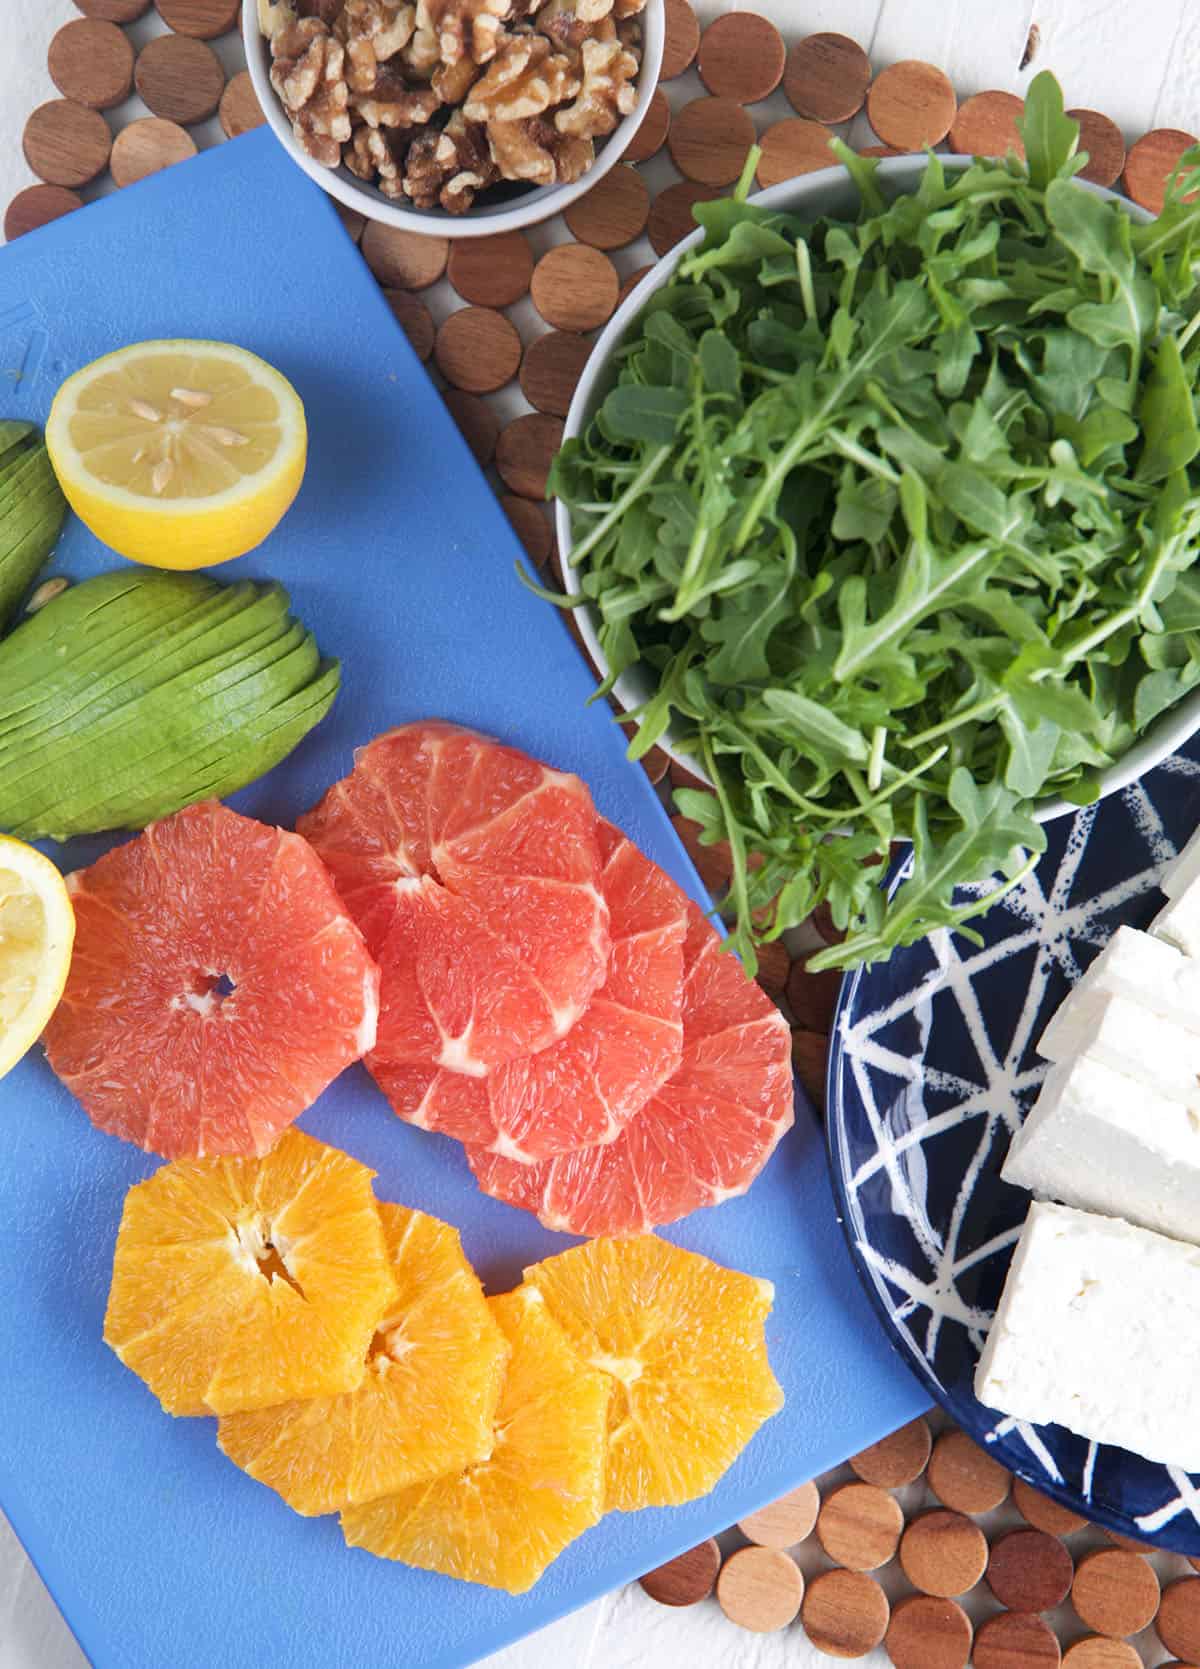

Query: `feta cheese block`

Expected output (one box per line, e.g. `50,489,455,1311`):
1036,925,1200,1058
1037,987,1200,1102
1002,1051,1200,1243
975,1202,1200,1469
1153,830,1200,957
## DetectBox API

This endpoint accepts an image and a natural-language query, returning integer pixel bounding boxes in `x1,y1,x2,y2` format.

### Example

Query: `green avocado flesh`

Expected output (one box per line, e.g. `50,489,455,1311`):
0,569,340,841
0,422,67,630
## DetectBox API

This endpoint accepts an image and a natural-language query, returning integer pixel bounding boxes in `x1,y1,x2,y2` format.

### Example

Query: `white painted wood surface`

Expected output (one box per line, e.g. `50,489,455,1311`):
1,3,1197,1665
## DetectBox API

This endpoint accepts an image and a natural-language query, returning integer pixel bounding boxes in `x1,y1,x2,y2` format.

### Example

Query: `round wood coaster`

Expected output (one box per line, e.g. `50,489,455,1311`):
1071,1548,1160,1638
986,1529,1073,1613
1124,127,1199,213
219,71,266,139
625,88,670,163
633,741,670,786
849,1417,932,1488
752,938,790,999
443,389,499,466
1013,1479,1087,1537
867,61,957,151
1068,108,1126,188
949,90,1025,159
899,1510,988,1598
4,183,82,242
617,264,654,307
447,230,533,307
661,0,700,80
109,117,196,186
1061,1640,1141,1669
22,100,111,189
738,1481,819,1549
361,223,448,290
1157,1579,1200,1661
697,12,786,104
135,34,225,125
519,331,592,417
496,413,564,499
926,1430,1011,1515
790,1028,827,1110
647,181,717,256
48,20,135,110
639,1537,721,1607
716,1545,804,1633
802,1568,890,1659
817,1482,904,1573
669,97,757,187
973,1612,1061,1669
385,290,435,362
76,0,150,18
785,961,843,1034
154,0,242,38
755,118,836,187
501,494,553,568
785,33,872,125
1101,1530,1147,1554
335,203,366,244
886,1594,972,1669
564,165,650,249
435,306,522,393
530,244,618,333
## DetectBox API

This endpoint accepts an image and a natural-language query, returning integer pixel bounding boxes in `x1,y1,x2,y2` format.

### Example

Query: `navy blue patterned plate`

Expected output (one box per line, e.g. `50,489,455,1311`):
827,736,1200,1551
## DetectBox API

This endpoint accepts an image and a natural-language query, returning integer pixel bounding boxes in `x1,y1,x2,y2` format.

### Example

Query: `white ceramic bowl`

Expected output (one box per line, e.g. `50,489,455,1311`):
556,154,1194,824
243,3,664,239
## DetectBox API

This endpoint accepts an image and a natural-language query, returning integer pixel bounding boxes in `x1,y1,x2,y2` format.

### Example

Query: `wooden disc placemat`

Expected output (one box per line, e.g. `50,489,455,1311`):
134,33,225,126
48,19,135,110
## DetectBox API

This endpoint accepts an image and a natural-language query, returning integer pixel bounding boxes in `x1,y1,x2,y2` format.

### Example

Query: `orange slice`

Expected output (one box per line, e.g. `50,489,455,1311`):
341,1286,611,1592
104,1129,396,1416
217,1203,509,1515
524,1236,784,1511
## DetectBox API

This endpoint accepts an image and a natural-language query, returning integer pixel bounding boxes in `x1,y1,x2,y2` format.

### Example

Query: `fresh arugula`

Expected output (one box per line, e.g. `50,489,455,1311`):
547,73,1200,973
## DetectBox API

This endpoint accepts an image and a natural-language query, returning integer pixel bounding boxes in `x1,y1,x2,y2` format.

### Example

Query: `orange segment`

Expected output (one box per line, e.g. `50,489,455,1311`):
217,1203,509,1515
523,1236,784,1511
104,1129,396,1416
341,1286,611,1593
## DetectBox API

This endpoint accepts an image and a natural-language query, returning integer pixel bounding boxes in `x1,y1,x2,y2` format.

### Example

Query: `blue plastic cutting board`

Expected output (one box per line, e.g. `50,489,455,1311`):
0,131,925,1669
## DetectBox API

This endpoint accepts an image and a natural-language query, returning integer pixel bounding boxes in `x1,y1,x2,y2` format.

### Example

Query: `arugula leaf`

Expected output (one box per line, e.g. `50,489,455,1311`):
1019,71,1082,189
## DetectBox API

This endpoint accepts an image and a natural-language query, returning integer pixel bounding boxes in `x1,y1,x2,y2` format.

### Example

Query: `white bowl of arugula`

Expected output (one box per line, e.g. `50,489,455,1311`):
549,73,1200,973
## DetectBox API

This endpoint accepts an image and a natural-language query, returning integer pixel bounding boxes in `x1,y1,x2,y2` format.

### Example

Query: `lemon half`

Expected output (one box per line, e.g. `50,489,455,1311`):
0,836,74,1080
45,340,307,569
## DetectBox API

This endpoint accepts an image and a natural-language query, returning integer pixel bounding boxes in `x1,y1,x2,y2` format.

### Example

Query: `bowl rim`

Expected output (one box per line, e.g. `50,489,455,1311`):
242,1,665,240
553,152,1200,826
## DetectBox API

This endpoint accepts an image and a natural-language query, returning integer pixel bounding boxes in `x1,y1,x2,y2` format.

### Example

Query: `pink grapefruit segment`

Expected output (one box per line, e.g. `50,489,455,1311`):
469,904,794,1234
376,821,688,1160
43,801,380,1159
298,723,609,1074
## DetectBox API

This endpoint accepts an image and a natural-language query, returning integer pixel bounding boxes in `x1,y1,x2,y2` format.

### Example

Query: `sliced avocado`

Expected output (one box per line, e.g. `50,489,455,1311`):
0,569,339,840
0,426,66,629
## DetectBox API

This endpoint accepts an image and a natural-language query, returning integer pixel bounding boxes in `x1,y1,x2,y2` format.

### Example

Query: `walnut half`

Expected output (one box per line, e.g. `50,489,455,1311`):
269,17,352,167
463,33,580,123
554,34,636,139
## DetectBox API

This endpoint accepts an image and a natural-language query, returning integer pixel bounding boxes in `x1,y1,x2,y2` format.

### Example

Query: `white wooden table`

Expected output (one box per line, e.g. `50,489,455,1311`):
2,3,1198,1664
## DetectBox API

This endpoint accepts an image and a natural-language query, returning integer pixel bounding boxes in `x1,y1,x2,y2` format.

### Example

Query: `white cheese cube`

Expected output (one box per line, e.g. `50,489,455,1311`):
1161,825,1200,901
1003,1051,1200,1243
1153,832,1200,957
1038,988,1200,1102
975,1202,1200,1469
1038,925,1200,1054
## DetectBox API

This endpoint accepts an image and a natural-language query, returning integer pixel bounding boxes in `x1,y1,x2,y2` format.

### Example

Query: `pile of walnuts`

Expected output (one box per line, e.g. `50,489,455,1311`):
258,0,646,214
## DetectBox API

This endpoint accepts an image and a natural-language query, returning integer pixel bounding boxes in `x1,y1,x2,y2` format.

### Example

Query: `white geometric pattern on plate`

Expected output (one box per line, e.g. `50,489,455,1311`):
827,746,1200,1550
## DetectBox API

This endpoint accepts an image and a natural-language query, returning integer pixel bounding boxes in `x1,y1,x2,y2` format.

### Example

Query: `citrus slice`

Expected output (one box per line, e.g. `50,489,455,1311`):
217,1202,509,1515
380,820,687,1160
0,835,74,1079
298,722,610,1075
43,801,379,1158
44,339,306,569
469,903,794,1234
341,1285,610,1592
524,1236,784,1512
104,1128,397,1416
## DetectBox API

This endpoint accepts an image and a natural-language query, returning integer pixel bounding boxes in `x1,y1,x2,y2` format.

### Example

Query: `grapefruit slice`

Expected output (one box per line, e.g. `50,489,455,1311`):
43,801,379,1158
218,1202,509,1514
469,904,794,1234
104,1129,397,1416
524,1236,784,1511
298,722,609,1075
341,1285,611,1592
372,821,688,1161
